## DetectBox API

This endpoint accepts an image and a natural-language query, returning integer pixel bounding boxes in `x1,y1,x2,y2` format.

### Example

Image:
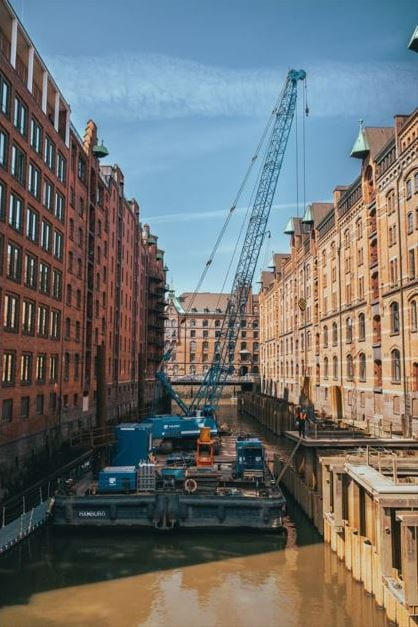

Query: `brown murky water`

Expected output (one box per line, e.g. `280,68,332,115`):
0,404,388,627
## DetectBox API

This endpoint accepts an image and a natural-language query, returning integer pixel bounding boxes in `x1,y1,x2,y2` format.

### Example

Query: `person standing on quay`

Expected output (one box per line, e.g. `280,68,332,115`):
298,407,307,438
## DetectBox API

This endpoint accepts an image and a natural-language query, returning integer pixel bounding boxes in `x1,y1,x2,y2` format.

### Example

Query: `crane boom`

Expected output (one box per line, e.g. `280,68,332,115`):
188,69,306,415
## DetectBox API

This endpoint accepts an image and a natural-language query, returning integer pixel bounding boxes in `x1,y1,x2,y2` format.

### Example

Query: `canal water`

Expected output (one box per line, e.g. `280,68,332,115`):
0,403,388,627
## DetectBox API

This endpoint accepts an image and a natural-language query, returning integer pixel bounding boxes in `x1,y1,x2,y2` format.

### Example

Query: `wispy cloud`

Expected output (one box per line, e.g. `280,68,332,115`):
142,201,323,224
46,53,416,122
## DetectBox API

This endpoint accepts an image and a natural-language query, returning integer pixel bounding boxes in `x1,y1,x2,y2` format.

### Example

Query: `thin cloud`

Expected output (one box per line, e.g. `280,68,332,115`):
46,53,416,122
142,201,323,224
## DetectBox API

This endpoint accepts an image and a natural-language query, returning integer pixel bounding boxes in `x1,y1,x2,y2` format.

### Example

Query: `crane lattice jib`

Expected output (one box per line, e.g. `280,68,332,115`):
188,69,306,415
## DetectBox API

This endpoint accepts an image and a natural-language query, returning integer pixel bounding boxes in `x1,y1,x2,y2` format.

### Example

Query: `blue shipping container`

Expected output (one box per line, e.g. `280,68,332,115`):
112,423,152,466
98,466,137,493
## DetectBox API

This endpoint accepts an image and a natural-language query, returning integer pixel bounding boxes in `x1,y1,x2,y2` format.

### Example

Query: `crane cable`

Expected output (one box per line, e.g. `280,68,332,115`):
181,90,285,321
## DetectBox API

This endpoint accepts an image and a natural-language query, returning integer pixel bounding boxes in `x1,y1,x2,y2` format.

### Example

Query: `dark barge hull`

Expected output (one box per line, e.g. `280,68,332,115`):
53,492,286,531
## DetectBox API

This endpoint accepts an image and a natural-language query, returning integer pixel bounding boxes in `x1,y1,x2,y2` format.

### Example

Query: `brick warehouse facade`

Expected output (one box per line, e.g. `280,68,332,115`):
259,110,418,437
165,290,260,380
0,1,167,481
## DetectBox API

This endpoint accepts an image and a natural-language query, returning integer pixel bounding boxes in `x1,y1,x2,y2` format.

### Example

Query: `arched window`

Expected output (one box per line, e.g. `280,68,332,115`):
346,354,354,380
333,356,338,380
356,218,362,240
190,341,196,351
358,313,366,341
332,322,338,345
346,318,353,343
324,357,329,379
411,300,417,332
391,349,401,382
344,229,350,247
390,302,400,333
323,325,328,348
190,319,196,327
359,353,366,381
407,212,414,234
413,362,418,392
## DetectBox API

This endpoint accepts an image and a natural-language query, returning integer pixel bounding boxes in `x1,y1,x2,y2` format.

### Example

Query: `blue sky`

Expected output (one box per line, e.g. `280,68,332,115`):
13,0,417,293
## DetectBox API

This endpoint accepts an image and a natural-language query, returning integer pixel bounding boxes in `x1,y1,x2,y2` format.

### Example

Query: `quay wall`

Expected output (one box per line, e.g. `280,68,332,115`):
239,391,418,627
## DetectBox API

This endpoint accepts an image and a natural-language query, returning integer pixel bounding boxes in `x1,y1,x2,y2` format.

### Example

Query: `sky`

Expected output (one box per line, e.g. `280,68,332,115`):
12,0,418,294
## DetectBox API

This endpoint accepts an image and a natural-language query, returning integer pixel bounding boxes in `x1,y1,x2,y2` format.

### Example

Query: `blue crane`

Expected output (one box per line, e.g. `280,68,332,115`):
158,69,306,417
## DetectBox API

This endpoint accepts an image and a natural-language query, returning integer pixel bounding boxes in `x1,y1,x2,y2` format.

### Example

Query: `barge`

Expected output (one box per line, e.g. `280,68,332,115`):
52,428,286,531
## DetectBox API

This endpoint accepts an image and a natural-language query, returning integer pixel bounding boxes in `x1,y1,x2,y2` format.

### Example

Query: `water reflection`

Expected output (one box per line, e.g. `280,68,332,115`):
0,404,388,626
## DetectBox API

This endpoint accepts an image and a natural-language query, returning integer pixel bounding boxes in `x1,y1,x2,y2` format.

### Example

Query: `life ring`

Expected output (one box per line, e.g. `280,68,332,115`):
184,478,197,493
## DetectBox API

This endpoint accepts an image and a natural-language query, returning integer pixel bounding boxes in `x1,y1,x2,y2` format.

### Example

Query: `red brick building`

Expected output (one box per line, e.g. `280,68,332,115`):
0,0,167,485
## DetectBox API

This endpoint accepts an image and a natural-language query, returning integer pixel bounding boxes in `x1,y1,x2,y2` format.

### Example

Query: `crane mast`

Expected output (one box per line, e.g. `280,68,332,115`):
188,69,306,415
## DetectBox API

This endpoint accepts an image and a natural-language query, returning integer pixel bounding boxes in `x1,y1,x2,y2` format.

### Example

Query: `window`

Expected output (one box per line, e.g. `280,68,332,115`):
323,325,328,347
2,351,16,385
387,190,395,214
78,156,86,182
346,318,353,343
64,352,70,381
0,179,5,221
24,253,37,288
390,302,400,334
358,276,364,300
36,354,46,383
20,396,30,419
43,180,54,211
2,399,13,422
76,289,81,309
7,242,22,281
391,349,401,383
407,212,414,234
324,357,328,379
190,329,195,338
356,218,362,240
329,322,336,346
13,96,27,136
56,152,66,183
11,144,26,185
411,300,417,332
406,179,412,199
8,192,23,231
41,219,52,251
203,319,208,327
390,258,398,286
53,230,63,260
358,313,366,341
3,293,19,331
44,135,55,170
28,162,40,199
333,356,338,380
357,248,363,266
55,191,64,221
52,269,62,300
346,354,354,381
409,249,415,280
75,320,80,341
22,299,35,335
39,262,51,294
359,353,366,381
0,73,11,116
0,128,7,171
50,309,60,339
37,305,49,337
35,394,44,415
26,206,39,242
30,117,42,154
50,354,58,382
64,317,70,339
20,353,32,384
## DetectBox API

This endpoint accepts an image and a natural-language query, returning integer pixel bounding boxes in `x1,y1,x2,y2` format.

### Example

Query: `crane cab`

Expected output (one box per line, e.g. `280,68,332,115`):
234,438,265,480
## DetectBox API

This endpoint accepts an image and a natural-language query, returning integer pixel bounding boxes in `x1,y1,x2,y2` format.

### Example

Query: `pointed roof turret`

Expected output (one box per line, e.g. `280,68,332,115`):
284,217,295,235
302,204,314,225
351,120,370,159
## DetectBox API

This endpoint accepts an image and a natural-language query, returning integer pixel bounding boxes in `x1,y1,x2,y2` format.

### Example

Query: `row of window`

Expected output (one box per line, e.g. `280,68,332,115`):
3,292,62,338
1,178,64,234
1,393,57,422
0,74,67,182
1,238,63,298
2,350,80,387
